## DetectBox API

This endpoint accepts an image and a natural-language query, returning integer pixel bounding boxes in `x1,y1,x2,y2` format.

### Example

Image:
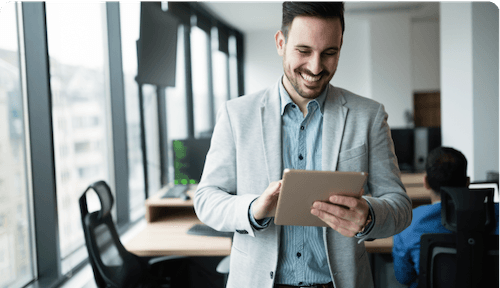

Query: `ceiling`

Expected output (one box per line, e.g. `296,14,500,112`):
201,2,440,33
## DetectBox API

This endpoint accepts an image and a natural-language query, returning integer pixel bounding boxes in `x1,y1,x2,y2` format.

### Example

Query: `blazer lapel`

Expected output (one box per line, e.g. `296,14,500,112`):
260,81,283,183
322,86,348,171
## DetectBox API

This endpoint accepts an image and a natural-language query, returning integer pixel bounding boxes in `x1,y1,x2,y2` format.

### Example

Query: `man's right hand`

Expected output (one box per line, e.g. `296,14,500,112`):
251,181,282,220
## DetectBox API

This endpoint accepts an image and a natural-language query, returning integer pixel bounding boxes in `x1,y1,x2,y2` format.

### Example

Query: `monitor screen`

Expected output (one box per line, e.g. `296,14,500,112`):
470,182,499,203
172,138,211,185
391,128,415,172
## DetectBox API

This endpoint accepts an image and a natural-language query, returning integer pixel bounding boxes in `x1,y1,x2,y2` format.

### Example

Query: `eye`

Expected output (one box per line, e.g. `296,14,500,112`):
323,51,338,56
297,49,310,54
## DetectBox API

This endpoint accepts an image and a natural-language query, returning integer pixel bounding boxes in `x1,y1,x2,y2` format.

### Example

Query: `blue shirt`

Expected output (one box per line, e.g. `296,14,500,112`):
275,79,331,286
392,202,500,288
250,80,331,286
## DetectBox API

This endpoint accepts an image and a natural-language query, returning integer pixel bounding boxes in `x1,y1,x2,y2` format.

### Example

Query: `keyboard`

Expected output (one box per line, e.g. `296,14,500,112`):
186,224,234,238
161,185,188,199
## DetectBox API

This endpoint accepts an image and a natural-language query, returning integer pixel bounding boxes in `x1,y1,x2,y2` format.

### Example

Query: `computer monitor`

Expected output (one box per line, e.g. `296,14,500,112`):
172,138,211,185
470,182,499,203
390,128,415,172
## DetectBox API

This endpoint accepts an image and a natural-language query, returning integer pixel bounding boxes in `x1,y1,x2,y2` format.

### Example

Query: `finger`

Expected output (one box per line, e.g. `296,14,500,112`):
312,201,365,226
310,208,359,237
328,195,358,209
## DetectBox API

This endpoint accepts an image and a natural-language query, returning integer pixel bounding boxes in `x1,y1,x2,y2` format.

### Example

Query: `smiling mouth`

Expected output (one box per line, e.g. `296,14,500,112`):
300,72,321,83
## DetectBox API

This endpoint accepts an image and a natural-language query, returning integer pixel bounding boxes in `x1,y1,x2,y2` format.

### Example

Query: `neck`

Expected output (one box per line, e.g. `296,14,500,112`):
430,191,441,204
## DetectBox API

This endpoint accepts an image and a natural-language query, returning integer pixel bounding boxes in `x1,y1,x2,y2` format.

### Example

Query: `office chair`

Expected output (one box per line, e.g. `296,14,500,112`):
418,186,499,288
79,180,187,288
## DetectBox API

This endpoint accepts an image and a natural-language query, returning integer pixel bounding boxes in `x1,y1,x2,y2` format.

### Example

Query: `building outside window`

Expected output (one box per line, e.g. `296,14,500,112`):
119,2,146,221
0,2,36,287
46,2,113,274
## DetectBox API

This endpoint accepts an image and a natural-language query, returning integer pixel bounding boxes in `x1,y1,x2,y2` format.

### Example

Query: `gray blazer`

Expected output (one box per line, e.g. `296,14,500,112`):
194,79,412,288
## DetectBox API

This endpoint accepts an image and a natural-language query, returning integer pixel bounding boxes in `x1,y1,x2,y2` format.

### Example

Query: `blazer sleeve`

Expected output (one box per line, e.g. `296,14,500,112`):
361,104,413,239
193,102,260,237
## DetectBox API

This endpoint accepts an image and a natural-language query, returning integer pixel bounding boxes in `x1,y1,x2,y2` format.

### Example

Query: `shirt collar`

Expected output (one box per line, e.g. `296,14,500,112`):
279,76,328,116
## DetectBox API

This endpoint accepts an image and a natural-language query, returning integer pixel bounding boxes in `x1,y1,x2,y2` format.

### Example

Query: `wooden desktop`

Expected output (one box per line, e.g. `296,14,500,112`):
124,173,429,256
125,187,232,257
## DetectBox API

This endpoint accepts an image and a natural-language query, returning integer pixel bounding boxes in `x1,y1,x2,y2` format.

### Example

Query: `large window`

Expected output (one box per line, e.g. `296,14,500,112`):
0,2,35,287
190,23,213,138
119,2,145,221
166,24,188,182
211,27,230,116
46,2,113,273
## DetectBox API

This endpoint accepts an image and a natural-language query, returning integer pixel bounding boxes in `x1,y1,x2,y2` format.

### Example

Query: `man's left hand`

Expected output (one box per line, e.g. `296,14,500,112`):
311,193,370,237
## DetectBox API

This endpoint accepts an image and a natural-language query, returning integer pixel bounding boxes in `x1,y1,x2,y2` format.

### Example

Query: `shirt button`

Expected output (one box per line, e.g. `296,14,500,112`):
300,126,305,130
298,154,303,160
297,252,301,258
270,271,274,279
291,104,296,108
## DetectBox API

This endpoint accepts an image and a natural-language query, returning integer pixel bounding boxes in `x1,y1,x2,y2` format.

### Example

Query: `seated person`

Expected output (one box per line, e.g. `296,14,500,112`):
392,146,499,288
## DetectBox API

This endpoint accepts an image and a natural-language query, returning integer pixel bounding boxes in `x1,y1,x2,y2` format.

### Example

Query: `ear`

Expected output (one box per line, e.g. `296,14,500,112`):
275,30,286,56
423,174,431,190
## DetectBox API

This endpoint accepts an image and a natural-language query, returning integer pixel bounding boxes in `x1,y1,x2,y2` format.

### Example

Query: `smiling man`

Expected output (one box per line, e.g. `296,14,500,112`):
194,2,412,288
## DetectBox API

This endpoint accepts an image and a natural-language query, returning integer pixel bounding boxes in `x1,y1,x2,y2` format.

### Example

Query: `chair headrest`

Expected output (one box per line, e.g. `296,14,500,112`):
88,180,114,219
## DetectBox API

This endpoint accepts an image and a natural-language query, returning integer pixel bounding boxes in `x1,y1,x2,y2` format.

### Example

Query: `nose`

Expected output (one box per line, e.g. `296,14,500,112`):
306,53,323,75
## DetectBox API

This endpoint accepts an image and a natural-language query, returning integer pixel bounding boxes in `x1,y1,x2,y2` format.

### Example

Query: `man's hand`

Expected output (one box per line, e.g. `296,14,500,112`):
252,181,282,220
310,192,370,237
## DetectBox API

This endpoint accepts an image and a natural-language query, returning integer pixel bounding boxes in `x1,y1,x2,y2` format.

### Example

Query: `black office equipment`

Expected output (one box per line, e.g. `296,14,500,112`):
414,127,441,171
79,181,187,288
161,184,189,199
390,128,415,172
136,2,179,87
418,186,499,288
187,224,234,238
172,138,211,185
391,127,441,172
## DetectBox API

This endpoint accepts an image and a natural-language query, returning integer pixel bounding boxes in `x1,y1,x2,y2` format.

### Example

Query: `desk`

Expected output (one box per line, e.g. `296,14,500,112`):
124,187,232,257
126,173,427,257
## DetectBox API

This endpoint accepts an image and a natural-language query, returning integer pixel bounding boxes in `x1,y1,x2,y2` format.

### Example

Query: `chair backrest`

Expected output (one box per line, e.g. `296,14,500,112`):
79,181,148,288
418,186,499,288
419,234,499,288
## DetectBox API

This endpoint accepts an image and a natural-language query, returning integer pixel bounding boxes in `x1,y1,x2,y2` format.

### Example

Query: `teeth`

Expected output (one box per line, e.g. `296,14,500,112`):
301,73,321,82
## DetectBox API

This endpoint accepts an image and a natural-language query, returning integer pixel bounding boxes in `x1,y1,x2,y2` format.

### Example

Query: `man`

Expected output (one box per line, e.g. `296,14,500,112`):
194,2,412,288
392,147,500,288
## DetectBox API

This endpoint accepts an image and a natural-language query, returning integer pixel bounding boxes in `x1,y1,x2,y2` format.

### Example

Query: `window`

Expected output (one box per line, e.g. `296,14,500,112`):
190,22,212,138
166,24,188,183
143,84,162,196
46,2,113,274
0,2,35,287
119,2,146,221
211,27,230,116
228,35,240,98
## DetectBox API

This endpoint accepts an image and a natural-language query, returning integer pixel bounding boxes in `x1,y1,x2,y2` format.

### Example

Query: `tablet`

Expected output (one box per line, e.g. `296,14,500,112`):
274,169,368,227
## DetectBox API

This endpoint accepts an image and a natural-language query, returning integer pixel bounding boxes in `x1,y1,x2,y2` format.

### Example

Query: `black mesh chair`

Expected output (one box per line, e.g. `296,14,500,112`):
418,186,499,288
79,181,187,288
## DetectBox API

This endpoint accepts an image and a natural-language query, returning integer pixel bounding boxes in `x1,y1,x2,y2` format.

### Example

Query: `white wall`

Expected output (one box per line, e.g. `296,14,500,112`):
440,2,499,181
244,29,283,94
331,17,372,99
412,20,440,92
472,2,499,180
369,14,413,128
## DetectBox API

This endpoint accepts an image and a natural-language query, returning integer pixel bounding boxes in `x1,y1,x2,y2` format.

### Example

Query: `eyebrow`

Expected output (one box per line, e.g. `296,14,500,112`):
295,45,340,52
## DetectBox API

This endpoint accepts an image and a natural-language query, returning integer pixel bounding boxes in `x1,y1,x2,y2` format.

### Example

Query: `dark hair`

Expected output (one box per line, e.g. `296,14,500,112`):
281,2,345,41
425,147,468,195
